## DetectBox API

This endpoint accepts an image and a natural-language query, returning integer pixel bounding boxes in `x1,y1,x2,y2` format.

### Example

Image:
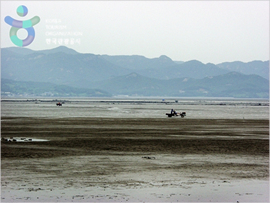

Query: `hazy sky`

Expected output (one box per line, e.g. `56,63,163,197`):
1,1,269,64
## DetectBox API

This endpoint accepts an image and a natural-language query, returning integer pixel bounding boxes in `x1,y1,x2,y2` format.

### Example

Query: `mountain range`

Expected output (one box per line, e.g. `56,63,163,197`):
1,78,111,97
1,46,269,98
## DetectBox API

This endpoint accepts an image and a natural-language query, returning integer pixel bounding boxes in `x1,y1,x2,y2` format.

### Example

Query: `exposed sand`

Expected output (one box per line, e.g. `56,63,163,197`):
1,117,269,202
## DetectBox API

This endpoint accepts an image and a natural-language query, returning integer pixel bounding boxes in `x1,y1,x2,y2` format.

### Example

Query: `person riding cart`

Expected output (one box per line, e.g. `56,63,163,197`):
167,109,186,118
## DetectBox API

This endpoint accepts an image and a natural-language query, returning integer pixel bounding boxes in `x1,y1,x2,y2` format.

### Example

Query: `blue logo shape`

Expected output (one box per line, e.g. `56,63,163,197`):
4,5,40,47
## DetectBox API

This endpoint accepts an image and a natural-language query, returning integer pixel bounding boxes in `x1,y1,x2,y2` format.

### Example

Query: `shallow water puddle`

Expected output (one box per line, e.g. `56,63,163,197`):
2,137,49,142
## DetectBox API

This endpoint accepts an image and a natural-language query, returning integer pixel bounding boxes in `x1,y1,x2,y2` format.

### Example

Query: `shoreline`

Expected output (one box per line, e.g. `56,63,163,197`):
1,98,269,106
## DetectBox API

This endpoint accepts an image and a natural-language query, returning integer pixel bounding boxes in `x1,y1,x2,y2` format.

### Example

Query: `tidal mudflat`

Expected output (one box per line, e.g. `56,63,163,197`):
1,99,269,202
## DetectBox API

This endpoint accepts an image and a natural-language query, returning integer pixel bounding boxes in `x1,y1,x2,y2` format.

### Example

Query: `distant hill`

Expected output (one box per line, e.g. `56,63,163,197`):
136,60,230,80
90,73,166,96
3,46,79,56
1,78,111,97
90,72,269,98
3,46,268,83
1,46,269,98
1,48,131,86
101,54,176,70
217,60,269,80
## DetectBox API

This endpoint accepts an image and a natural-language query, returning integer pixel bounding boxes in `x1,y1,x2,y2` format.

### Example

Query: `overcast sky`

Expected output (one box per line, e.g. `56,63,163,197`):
1,1,269,64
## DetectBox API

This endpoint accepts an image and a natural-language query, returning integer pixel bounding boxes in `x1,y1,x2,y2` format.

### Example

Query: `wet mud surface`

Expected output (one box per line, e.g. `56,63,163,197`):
1,117,269,202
